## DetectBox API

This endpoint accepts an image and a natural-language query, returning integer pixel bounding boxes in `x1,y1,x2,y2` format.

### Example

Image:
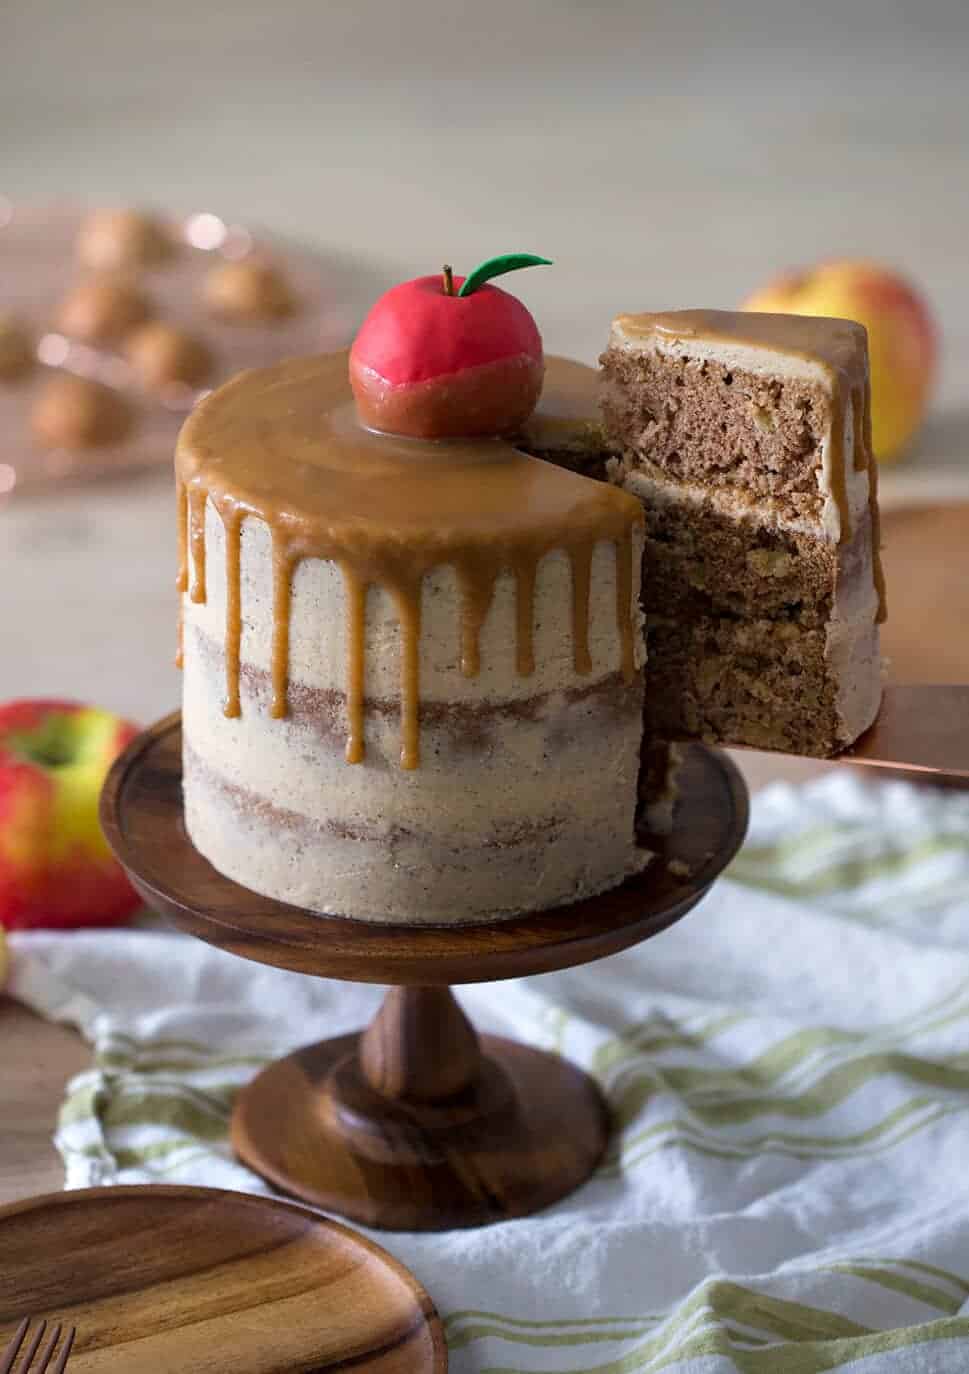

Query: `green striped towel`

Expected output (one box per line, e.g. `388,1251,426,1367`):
9,771,969,1372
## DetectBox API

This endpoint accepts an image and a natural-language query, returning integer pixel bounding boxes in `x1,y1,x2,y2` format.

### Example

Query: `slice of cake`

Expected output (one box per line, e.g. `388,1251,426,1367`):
601,309,884,757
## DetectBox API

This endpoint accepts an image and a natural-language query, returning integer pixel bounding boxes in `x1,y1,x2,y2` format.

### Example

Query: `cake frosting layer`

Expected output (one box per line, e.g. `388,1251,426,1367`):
181,528,647,921
185,503,640,706
184,746,645,924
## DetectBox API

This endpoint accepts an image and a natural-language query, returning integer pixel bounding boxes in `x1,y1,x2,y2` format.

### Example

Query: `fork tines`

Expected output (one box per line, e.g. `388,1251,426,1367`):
0,1319,76,1373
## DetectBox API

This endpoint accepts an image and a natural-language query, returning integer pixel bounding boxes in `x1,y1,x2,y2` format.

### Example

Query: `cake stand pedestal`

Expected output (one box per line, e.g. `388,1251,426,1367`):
101,713,748,1231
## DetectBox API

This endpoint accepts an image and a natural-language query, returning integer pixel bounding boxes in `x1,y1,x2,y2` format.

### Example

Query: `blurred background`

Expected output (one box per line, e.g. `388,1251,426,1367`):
3,0,969,789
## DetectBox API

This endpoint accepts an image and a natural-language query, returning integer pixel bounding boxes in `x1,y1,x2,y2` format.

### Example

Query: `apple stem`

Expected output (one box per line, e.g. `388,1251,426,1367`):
442,264,455,297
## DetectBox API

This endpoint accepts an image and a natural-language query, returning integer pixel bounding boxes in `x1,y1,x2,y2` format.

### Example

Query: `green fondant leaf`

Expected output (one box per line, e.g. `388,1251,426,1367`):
457,253,553,297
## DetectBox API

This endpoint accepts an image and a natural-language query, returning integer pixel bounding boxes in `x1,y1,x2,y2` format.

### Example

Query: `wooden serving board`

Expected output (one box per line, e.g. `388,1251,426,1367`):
0,1186,446,1373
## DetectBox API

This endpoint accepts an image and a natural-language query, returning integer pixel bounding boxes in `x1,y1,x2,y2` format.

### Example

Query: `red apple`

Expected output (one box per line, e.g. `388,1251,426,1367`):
743,260,938,463
349,254,550,439
0,700,141,930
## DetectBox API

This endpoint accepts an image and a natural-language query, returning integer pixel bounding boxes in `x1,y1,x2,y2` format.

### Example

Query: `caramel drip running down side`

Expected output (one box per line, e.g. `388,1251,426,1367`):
854,379,870,471
868,447,888,624
221,505,244,719
270,540,295,719
393,582,422,770
569,543,594,676
615,528,636,683
858,374,887,622
826,382,852,545
188,486,208,604
457,564,496,679
176,481,188,593
344,567,367,764
175,480,188,668
515,559,538,677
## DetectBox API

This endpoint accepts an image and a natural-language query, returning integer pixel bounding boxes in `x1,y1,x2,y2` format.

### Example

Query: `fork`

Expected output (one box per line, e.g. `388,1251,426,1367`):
0,1320,75,1374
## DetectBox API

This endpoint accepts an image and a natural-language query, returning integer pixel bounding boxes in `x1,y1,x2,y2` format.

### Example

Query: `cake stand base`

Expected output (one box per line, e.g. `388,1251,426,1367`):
101,714,748,1232
232,988,607,1230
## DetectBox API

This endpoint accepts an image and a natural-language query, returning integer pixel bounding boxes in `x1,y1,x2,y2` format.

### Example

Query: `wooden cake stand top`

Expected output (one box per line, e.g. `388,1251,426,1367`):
101,712,749,986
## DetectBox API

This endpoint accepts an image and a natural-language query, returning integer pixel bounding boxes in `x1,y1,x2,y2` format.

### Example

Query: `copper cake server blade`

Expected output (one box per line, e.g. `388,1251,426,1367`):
844,684,969,778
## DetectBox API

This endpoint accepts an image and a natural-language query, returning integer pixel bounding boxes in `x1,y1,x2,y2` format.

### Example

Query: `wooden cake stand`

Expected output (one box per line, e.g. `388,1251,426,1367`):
101,713,748,1231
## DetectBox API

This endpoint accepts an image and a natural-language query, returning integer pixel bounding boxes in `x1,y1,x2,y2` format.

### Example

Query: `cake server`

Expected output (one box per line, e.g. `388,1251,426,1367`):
845,684,969,778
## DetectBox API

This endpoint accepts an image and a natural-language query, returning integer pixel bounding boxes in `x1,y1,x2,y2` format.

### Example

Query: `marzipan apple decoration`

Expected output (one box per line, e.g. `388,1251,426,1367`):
349,253,551,439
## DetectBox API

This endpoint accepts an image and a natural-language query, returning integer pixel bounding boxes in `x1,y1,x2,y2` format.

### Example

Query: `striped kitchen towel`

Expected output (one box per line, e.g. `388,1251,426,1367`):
9,769,969,1372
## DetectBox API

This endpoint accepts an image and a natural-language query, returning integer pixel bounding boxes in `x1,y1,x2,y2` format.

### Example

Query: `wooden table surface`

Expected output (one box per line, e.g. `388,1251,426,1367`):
2,0,969,1207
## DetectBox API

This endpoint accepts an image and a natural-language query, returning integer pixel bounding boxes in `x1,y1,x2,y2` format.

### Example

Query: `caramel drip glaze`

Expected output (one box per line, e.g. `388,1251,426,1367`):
175,353,643,768
270,536,294,719
222,507,243,718
614,309,887,622
343,567,367,764
175,480,188,668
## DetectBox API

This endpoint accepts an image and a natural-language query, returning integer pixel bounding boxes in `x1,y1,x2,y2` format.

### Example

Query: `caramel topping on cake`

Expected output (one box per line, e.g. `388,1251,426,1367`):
176,352,642,768
613,308,885,622
518,355,603,453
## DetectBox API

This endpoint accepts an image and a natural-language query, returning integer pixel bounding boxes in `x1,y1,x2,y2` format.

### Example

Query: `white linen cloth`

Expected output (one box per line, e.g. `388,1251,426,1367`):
8,772,969,1372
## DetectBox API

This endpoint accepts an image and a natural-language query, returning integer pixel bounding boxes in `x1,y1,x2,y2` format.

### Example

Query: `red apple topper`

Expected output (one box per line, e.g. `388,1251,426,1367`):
349,253,551,439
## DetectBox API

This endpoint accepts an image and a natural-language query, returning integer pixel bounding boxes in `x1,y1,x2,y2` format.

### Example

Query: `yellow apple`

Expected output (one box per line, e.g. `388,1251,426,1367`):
743,261,938,463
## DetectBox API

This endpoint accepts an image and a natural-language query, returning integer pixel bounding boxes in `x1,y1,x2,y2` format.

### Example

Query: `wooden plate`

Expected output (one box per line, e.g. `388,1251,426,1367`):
100,713,749,985
0,1185,446,1372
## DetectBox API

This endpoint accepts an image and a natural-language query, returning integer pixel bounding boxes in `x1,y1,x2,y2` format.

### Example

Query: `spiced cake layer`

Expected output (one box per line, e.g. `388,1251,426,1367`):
601,309,884,756
177,353,649,924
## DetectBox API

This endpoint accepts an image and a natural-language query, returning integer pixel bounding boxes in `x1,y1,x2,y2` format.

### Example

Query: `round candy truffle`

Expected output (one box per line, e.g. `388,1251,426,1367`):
31,374,133,448
76,208,174,272
0,315,33,380
55,278,153,345
125,321,213,389
203,259,294,321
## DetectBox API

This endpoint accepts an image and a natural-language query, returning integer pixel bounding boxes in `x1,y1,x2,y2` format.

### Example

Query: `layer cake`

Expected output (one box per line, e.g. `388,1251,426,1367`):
178,354,650,923
177,296,884,924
